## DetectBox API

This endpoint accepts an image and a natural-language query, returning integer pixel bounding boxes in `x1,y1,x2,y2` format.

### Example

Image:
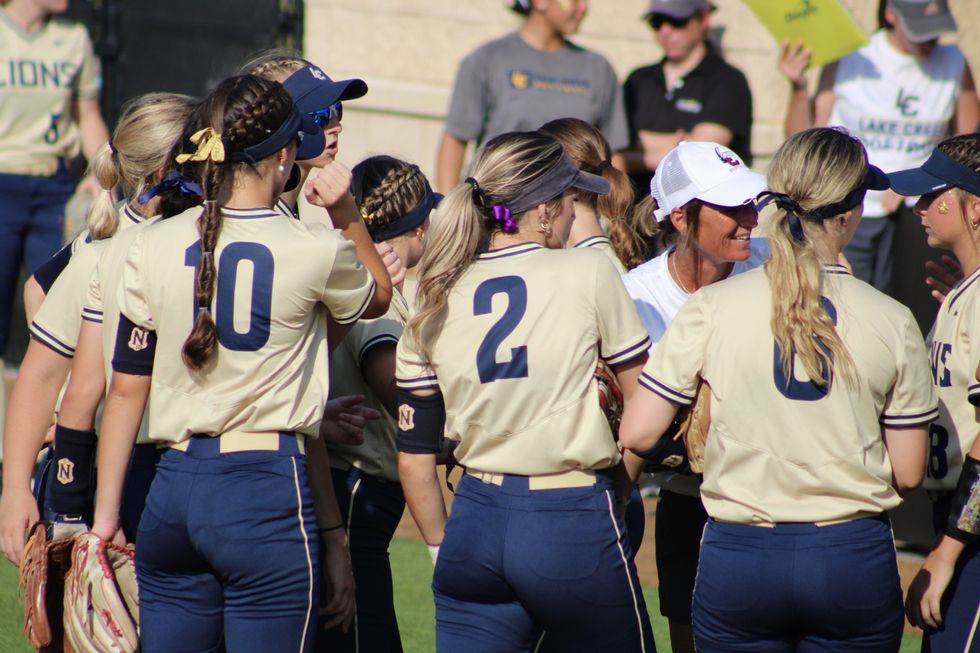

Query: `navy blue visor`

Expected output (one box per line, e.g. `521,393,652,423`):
888,149,980,197
229,105,325,164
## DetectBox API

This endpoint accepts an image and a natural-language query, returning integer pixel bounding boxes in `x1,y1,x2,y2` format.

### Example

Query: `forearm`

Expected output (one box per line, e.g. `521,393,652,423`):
784,86,813,136
398,452,447,545
58,324,106,430
332,196,392,319
92,375,149,535
436,133,466,194
306,436,344,529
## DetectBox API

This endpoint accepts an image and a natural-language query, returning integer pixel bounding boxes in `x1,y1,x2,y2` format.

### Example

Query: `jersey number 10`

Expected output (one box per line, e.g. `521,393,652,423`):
185,241,274,351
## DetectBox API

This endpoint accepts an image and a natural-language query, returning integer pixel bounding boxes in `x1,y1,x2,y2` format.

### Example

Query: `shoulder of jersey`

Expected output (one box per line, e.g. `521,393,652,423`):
46,16,90,44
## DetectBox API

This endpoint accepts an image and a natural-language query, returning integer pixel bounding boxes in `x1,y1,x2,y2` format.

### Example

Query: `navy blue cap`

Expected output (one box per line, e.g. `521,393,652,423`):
889,149,980,197
283,65,368,115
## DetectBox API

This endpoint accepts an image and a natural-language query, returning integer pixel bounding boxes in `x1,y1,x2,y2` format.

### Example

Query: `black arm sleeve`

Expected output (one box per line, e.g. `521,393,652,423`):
32,242,74,293
111,314,157,376
396,389,446,455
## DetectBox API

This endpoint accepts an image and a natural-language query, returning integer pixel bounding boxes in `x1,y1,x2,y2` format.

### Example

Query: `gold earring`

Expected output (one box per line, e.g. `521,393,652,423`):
938,201,949,214
539,221,552,237
972,220,979,231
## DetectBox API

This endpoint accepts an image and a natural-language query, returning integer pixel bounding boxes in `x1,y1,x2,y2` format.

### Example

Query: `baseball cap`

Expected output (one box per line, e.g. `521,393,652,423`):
889,0,956,43
650,142,766,222
888,148,980,197
283,65,368,116
644,0,713,20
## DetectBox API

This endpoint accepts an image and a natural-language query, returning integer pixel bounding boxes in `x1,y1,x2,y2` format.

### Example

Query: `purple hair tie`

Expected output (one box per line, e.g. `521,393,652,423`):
492,204,519,233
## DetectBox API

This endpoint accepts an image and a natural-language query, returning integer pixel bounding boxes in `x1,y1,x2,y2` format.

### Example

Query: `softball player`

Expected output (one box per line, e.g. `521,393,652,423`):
620,139,767,653
397,131,654,652
319,155,437,653
0,93,196,563
540,117,646,273
90,74,392,652
243,52,367,219
620,127,938,653
887,134,980,652
0,0,109,369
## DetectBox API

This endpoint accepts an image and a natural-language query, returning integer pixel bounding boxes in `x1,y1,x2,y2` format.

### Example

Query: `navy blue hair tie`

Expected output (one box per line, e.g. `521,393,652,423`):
757,192,806,241
137,171,204,205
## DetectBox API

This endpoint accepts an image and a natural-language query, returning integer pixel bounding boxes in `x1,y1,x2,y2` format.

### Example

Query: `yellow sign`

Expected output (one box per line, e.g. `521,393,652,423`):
743,0,868,66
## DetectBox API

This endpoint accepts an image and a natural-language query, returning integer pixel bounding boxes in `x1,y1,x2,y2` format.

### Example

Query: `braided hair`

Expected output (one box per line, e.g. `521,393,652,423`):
352,156,429,241
175,75,294,371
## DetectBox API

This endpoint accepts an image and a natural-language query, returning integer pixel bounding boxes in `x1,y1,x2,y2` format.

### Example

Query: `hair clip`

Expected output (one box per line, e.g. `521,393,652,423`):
492,205,520,234
176,128,226,164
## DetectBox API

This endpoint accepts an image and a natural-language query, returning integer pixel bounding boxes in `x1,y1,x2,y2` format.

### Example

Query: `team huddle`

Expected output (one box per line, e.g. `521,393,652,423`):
1,0,980,652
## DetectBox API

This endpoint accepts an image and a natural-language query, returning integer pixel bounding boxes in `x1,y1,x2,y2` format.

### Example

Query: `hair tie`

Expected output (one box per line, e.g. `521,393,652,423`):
107,138,117,156
203,199,219,206
176,128,226,164
136,171,203,205
595,159,612,174
757,192,806,242
491,205,520,233
464,176,483,203
360,207,378,221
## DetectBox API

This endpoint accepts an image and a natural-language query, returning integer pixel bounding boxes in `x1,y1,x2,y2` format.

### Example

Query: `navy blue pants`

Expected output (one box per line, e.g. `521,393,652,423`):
693,515,904,653
136,435,319,653
317,466,405,653
433,472,654,652
0,168,73,356
35,442,161,542
655,490,707,623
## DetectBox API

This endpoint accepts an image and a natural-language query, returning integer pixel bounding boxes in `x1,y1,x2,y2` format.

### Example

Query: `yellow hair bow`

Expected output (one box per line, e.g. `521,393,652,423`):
176,128,226,164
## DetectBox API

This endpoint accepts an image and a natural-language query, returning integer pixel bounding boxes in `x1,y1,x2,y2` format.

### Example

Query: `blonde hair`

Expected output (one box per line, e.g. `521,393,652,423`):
407,131,566,355
86,93,196,240
765,127,864,388
239,50,310,81
539,118,646,269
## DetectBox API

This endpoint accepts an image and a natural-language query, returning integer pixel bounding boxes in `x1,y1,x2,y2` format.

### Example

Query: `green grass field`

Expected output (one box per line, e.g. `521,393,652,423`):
0,538,923,652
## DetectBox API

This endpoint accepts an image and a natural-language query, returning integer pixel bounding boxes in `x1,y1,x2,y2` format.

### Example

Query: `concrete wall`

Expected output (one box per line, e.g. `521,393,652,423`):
303,0,980,179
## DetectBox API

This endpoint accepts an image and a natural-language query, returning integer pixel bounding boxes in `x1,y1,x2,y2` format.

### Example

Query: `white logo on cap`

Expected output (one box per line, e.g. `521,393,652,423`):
924,2,939,16
310,68,327,81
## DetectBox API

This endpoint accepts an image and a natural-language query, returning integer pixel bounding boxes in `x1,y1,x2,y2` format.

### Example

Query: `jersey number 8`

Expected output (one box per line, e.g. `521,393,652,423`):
185,241,274,351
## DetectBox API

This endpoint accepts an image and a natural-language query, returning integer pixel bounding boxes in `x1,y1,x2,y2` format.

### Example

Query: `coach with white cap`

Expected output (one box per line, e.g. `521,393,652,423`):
621,140,766,653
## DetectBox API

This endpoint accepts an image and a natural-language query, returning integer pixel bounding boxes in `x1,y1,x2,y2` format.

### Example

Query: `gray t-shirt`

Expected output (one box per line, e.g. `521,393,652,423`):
445,32,629,151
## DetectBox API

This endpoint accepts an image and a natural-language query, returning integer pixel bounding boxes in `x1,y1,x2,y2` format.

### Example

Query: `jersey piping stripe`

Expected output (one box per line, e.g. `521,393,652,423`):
969,383,980,406
219,207,282,220
821,263,851,276
879,408,939,427
638,372,693,405
122,204,142,226
334,279,377,325
603,336,651,366
603,489,648,653
358,334,399,369
289,457,314,653
81,307,104,324
574,235,609,249
29,321,75,357
347,478,362,653
963,598,979,653
396,375,439,390
475,242,543,260
947,266,980,312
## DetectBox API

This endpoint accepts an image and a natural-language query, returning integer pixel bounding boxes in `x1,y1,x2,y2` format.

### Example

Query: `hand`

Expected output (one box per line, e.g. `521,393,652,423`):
905,545,958,630
0,487,39,565
779,40,811,90
925,255,964,303
880,189,905,214
90,516,124,546
320,530,356,632
304,160,353,210
319,395,381,446
376,242,406,287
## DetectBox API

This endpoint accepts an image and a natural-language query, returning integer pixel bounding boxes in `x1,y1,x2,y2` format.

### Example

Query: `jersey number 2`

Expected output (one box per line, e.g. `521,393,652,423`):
184,241,274,351
772,297,837,401
474,276,528,383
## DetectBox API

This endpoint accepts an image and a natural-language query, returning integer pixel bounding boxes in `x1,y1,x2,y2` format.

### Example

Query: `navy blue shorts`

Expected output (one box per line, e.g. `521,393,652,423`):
136,434,318,653
693,515,903,653
433,471,654,652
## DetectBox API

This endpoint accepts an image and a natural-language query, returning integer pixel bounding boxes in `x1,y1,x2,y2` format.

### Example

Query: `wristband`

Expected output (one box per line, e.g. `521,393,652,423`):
944,455,980,544
47,424,97,518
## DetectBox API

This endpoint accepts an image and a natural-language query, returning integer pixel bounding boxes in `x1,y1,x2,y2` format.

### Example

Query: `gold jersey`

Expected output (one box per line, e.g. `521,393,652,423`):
641,265,938,524
396,243,649,475
0,13,100,167
117,206,376,443
924,265,980,492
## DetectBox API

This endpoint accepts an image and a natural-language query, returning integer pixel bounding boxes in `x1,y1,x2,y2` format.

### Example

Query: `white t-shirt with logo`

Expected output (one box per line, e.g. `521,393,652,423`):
829,30,964,217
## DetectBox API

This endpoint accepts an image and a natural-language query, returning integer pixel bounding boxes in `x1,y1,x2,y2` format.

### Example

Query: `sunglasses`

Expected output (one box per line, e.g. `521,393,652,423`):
647,13,695,30
308,101,343,126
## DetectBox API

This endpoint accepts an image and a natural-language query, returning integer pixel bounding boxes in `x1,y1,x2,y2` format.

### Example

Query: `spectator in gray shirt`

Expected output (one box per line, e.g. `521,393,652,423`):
435,0,628,193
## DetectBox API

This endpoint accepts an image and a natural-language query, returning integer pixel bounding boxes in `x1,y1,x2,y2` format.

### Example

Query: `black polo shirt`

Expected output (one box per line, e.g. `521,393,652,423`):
624,50,753,191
